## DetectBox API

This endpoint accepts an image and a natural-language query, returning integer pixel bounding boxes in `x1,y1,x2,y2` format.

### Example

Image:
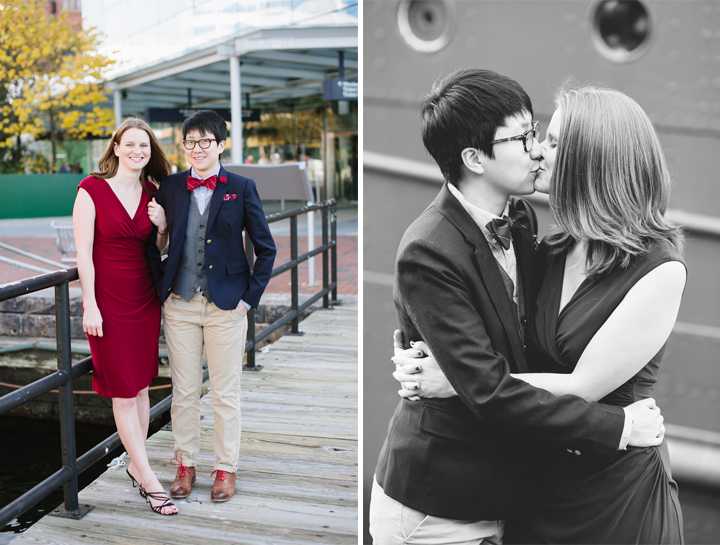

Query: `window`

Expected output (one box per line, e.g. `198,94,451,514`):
591,0,653,63
397,0,455,53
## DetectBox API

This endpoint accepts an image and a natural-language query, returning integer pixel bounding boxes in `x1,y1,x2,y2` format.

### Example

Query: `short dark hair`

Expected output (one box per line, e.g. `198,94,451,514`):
420,69,533,185
182,110,228,143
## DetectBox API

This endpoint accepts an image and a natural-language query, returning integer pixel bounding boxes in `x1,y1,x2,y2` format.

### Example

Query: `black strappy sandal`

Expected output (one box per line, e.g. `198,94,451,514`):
144,489,178,516
126,468,147,498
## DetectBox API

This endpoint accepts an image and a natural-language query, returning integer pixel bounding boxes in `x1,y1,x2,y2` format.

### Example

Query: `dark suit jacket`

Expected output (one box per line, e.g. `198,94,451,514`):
148,165,276,310
375,184,625,521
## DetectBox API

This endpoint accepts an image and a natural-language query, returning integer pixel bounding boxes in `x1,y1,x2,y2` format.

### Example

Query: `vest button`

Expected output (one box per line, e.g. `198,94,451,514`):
198,237,203,241
199,225,204,229
198,250,202,254
197,263,202,267
209,265,213,269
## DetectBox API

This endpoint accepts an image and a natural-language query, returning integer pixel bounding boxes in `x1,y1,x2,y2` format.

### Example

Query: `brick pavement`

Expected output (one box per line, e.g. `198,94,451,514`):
0,235,357,295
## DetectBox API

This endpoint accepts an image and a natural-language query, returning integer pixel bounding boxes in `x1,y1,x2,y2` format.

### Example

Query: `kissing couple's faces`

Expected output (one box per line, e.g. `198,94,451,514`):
534,108,562,194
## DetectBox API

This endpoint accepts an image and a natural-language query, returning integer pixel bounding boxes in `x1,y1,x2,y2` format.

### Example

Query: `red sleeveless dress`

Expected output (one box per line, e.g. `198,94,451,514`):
78,177,160,398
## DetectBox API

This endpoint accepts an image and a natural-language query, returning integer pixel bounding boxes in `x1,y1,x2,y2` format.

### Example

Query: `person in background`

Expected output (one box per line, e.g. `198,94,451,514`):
73,117,177,516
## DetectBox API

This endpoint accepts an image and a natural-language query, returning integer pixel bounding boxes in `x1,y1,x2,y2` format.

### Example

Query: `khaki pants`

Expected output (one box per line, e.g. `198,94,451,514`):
163,292,248,473
369,477,503,545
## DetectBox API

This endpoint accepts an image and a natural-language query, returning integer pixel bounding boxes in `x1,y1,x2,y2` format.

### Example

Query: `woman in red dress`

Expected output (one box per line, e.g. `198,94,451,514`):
73,117,177,515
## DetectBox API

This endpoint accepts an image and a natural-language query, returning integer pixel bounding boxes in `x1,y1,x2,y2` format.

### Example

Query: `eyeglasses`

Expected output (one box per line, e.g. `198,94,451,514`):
491,121,539,153
182,138,216,150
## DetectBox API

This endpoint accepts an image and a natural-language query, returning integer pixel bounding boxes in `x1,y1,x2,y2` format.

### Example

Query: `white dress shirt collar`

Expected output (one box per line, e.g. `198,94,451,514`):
447,183,510,247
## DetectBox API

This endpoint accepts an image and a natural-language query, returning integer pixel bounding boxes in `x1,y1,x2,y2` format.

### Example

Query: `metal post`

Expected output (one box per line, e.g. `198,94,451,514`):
331,201,338,302
307,203,315,286
230,56,243,163
113,89,122,129
322,203,330,308
52,282,93,519
187,88,192,108
290,216,300,334
243,234,257,370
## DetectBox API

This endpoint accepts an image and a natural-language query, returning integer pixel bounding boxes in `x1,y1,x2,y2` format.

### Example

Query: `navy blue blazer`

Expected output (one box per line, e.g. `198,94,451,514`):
149,165,276,310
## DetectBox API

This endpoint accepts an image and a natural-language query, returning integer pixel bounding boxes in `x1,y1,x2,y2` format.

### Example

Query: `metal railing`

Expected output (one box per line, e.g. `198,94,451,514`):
0,199,338,528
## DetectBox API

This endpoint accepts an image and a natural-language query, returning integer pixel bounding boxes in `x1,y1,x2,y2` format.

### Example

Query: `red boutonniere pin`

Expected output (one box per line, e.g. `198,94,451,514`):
223,193,237,201
219,177,227,183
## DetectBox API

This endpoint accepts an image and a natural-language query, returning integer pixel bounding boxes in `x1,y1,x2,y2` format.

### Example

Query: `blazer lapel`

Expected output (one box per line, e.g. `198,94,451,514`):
435,184,527,371
474,237,528,370
206,165,229,231
510,198,539,372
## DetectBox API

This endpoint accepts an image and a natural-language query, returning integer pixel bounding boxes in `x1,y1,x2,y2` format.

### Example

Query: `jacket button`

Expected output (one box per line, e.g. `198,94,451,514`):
207,239,211,244
574,450,581,456
209,265,213,270
566,449,573,453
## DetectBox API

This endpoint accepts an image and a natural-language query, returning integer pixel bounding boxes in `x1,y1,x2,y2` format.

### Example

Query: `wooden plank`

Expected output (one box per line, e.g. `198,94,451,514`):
12,298,358,544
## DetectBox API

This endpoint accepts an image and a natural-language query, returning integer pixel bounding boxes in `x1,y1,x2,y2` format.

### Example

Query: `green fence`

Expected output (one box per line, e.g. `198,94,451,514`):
0,174,83,219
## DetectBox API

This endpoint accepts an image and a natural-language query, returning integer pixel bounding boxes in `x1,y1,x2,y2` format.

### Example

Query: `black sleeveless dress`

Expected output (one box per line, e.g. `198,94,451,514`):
512,240,685,544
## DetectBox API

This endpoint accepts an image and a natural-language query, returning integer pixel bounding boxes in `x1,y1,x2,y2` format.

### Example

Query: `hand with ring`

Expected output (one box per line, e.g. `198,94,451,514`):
391,329,458,400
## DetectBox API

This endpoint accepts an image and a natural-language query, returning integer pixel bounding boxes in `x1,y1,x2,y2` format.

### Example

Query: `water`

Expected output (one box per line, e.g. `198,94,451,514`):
0,414,169,539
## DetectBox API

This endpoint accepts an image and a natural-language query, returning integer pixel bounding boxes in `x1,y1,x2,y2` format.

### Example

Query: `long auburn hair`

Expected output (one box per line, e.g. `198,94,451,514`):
91,117,171,189
544,84,684,276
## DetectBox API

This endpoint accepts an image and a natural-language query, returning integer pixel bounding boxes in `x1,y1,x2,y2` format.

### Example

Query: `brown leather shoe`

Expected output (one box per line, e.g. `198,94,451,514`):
210,470,236,502
169,458,196,499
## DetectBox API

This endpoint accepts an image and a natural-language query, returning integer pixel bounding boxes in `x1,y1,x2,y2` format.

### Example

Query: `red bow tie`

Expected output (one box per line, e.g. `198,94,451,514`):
187,174,217,191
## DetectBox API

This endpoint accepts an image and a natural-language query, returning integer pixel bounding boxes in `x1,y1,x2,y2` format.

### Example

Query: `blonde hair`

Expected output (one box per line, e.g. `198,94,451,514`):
92,117,171,188
544,84,683,275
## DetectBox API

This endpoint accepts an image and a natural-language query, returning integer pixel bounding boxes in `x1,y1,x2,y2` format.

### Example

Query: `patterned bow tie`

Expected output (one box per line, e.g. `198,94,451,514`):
486,216,514,251
485,200,534,251
187,174,217,191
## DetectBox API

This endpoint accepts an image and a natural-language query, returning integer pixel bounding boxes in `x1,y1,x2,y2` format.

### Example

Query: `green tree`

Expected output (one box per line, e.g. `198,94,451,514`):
0,0,115,172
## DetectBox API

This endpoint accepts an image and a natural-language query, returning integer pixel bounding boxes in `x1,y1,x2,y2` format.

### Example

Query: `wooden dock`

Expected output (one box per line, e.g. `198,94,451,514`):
11,296,358,545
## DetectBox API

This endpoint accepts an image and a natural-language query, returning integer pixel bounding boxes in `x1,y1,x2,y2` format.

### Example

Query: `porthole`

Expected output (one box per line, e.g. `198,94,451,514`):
397,0,455,54
590,0,654,63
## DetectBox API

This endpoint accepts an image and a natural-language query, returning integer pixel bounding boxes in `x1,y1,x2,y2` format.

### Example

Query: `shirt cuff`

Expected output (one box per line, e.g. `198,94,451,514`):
619,407,633,450
240,299,251,310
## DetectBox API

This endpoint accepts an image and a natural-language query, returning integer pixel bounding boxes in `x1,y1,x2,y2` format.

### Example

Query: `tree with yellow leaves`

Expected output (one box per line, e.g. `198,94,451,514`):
0,0,115,172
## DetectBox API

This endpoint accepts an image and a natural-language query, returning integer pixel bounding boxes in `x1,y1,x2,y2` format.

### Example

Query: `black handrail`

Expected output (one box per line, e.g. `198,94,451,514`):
0,199,338,528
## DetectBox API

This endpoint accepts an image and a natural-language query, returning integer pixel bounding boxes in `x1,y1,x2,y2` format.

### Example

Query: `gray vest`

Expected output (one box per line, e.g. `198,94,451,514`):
173,197,213,303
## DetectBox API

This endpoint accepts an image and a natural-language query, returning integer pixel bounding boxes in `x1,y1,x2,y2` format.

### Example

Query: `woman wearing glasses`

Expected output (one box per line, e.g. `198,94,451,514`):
74,117,178,515
392,85,685,544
